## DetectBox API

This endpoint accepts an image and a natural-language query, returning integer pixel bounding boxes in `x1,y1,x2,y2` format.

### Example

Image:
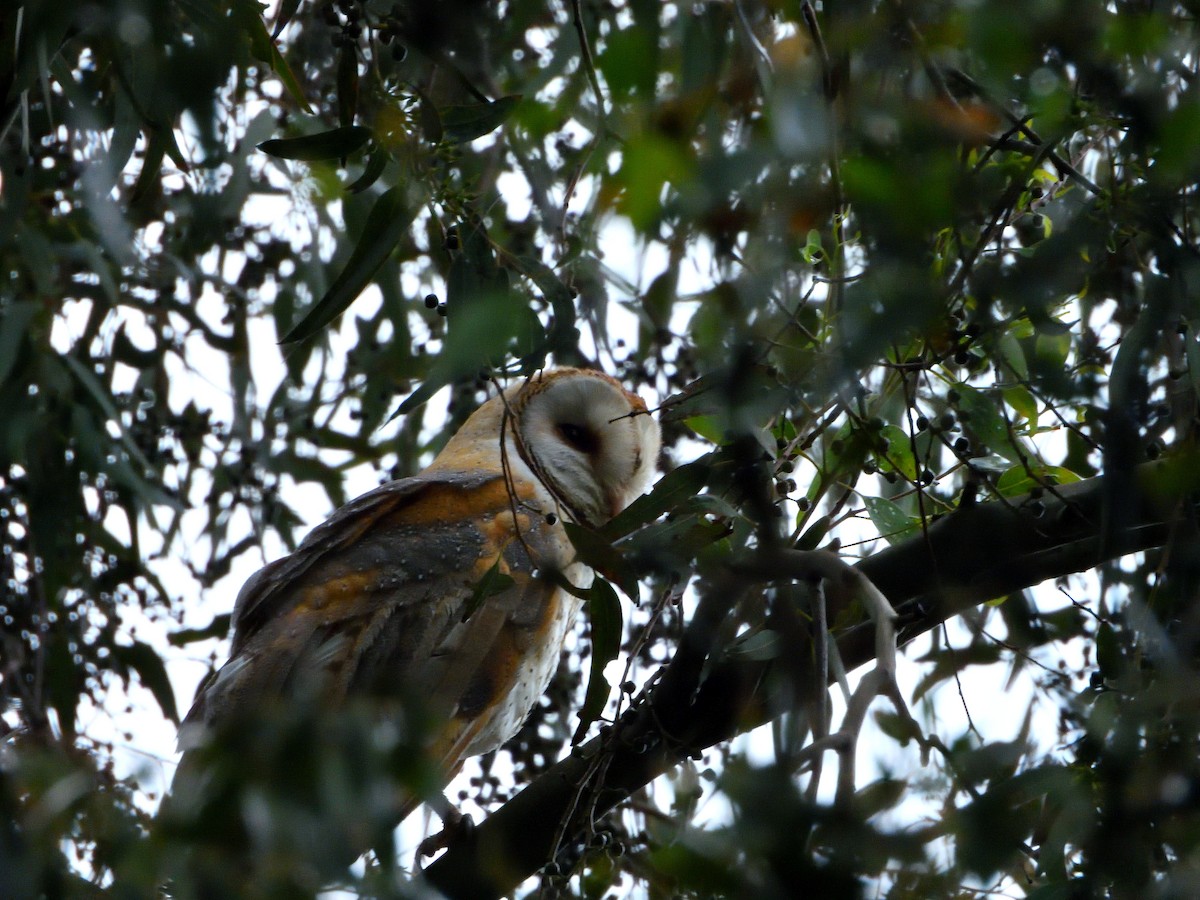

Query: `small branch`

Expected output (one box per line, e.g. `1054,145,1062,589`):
943,66,1104,197
734,0,773,89
570,0,606,122
800,1,849,323
423,453,1200,899
805,579,829,802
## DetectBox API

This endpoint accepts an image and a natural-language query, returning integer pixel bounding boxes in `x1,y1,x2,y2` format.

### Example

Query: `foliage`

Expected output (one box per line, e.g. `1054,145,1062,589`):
3,0,1200,897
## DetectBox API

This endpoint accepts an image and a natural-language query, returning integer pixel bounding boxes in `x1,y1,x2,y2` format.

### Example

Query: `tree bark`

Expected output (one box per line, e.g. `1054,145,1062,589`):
422,455,1200,898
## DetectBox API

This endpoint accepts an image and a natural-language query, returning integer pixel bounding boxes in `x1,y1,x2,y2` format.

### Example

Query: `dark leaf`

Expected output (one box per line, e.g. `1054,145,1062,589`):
112,641,180,724
724,629,783,661
440,95,521,143
563,521,641,599
271,0,303,37
258,125,373,161
232,2,313,113
61,354,167,494
267,35,312,113
281,185,415,343
460,558,517,623
507,254,577,356
795,514,830,550
602,456,713,540
417,87,443,143
574,578,623,741
0,301,38,386
854,778,908,816
168,613,233,647
1095,622,1121,680
912,643,1004,703
346,146,388,193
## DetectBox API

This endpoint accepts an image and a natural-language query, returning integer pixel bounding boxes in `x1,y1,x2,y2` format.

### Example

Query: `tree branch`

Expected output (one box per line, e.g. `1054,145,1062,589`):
422,454,1200,898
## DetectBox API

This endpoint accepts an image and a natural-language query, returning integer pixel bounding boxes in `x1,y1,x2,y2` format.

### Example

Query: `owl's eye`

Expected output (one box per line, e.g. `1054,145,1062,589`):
557,422,599,454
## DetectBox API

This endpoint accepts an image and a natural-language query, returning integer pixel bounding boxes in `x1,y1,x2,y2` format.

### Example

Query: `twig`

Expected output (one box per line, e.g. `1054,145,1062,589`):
943,66,1104,197
800,2,848,324
570,0,606,122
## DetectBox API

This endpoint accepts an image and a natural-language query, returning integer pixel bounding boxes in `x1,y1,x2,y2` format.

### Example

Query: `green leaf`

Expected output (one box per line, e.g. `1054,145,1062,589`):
393,288,527,417
602,456,712,539
683,415,724,443
1035,331,1072,371
563,521,640,600
233,0,312,113
997,331,1029,380
618,513,733,577
802,229,825,265
862,496,920,544
440,95,521,143
874,709,920,745
258,125,373,161
1002,385,1038,424
680,2,729,94
725,629,783,662
954,383,1021,462
392,375,445,417
460,558,517,623
875,424,918,481
681,493,738,519
995,465,1081,497
597,25,657,97
281,186,415,343
854,777,908,815
507,254,573,312
574,578,623,742
61,354,160,483
612,133,692,231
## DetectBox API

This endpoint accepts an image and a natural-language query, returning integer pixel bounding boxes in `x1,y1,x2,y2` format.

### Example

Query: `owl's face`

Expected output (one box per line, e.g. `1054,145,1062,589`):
510,369,660,527
425,368,660,529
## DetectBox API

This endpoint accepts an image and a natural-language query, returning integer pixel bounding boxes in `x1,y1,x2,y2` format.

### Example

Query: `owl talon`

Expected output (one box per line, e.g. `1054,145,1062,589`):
416,807,475,865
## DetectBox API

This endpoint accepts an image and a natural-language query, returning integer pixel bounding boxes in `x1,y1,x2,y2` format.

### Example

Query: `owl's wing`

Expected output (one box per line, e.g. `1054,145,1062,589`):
178,470,573,781
225,474,449,652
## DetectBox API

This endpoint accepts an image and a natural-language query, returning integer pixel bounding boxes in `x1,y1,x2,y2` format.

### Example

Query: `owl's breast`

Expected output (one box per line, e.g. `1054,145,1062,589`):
448,496,588,757
457,564,585,758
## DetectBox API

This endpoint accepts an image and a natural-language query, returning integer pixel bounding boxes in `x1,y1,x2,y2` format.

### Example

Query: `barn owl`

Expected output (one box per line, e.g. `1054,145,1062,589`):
170,368,660,862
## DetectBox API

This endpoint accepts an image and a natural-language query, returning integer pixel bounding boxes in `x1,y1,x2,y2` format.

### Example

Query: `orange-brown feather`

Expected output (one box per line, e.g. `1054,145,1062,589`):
178,469,577,812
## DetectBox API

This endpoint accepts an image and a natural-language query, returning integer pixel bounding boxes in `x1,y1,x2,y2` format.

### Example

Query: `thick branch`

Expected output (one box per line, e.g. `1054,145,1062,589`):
422,455,1200,898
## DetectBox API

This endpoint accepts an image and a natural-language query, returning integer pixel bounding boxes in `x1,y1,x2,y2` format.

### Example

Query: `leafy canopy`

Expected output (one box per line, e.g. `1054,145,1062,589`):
3,0,1200,897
